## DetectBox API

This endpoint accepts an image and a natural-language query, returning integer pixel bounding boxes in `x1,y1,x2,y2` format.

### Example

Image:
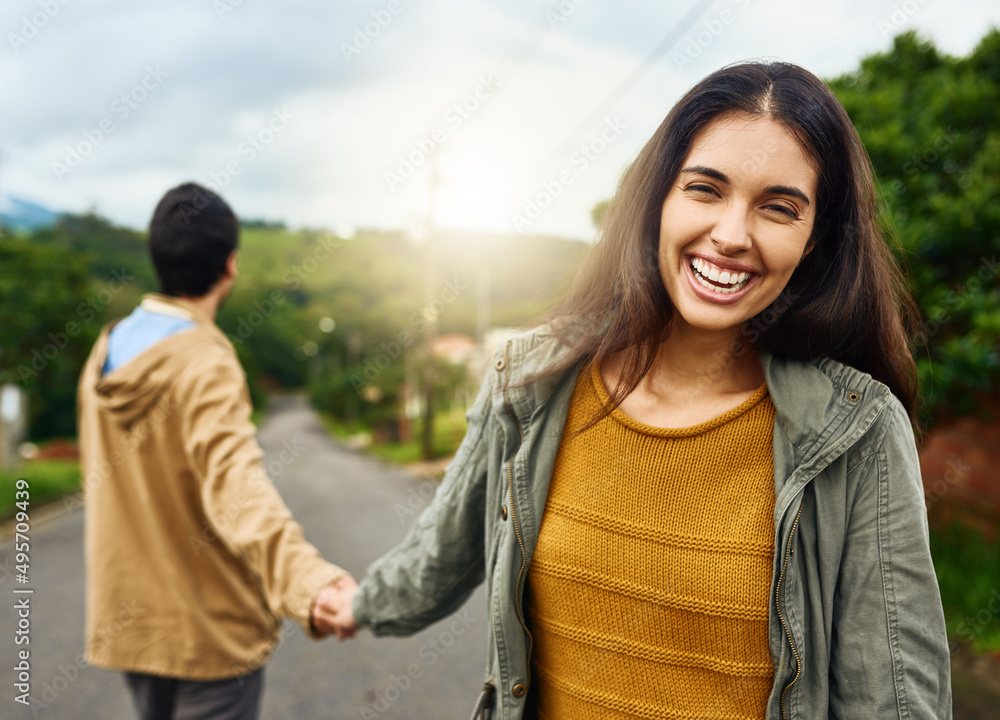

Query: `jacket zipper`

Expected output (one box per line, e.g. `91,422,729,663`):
773,403,888,717
501,341,533,690
777,499,804,719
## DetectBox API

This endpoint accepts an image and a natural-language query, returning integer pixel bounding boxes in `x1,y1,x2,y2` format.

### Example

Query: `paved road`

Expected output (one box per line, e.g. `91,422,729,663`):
0,394,487,719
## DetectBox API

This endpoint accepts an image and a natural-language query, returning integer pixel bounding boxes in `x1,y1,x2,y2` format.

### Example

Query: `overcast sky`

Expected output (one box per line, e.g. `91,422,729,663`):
2,0,997,240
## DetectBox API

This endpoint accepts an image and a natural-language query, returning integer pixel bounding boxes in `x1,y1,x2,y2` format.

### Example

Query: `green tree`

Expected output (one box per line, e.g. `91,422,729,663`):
30,211,157,294
0,239,97,437
828,29,1000,422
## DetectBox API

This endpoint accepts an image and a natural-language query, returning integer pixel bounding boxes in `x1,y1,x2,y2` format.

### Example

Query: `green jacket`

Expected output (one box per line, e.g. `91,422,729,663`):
354,327,952,719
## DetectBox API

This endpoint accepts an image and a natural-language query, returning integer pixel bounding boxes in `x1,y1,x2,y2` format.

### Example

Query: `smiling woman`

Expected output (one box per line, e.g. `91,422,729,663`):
341,61,953,720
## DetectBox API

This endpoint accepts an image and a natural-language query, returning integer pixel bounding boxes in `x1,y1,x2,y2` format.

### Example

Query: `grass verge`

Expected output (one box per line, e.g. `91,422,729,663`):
320,407,467,465
931,522,1000,653
0,460,81,521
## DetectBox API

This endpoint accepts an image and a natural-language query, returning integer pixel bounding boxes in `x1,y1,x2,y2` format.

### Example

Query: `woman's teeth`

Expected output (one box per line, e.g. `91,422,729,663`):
690,257,751,294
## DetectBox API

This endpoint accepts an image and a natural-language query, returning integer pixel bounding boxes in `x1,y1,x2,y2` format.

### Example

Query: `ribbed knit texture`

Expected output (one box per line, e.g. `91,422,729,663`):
525,363,776,720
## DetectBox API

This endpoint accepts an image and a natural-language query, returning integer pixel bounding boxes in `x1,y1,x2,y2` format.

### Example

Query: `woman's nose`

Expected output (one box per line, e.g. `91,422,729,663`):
709,204,752,254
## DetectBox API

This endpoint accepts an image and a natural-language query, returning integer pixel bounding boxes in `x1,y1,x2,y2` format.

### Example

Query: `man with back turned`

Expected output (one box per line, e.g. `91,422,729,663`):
77,182,356,719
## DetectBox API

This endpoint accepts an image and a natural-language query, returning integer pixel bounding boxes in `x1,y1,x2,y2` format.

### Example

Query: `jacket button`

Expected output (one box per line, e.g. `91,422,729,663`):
495,358,506,371
512,683,527,698
847,390,861,403
501,505,508,520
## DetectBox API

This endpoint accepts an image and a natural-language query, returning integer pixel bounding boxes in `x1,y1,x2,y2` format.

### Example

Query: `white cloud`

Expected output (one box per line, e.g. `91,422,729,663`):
2,0,997,239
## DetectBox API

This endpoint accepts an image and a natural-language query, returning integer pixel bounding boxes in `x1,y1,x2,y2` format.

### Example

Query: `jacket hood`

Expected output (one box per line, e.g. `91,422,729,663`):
756,349,894,461
84,295,224,429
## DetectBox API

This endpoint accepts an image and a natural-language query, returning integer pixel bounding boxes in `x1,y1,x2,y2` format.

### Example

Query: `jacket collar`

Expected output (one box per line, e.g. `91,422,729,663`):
756,349,892,466
500,330,897,497
140,293,215,325
499,327,580,424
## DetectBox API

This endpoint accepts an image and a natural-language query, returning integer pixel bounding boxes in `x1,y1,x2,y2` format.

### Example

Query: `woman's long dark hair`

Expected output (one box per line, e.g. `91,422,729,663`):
542,61,919,419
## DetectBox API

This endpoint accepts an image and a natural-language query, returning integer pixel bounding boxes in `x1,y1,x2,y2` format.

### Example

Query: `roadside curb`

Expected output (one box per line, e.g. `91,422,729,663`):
0,492,79,539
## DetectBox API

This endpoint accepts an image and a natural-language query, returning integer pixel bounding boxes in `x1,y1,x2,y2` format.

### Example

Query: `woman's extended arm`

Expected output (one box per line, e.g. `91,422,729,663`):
350,369,499,637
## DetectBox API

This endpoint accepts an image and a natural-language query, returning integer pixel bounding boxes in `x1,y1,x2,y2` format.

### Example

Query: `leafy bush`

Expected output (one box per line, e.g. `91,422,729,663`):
0,239,102,437
930,522,1000,652
828,30,1000,423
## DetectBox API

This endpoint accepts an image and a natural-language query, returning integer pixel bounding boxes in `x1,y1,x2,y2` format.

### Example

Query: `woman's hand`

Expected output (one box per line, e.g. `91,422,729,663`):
311,574,359,640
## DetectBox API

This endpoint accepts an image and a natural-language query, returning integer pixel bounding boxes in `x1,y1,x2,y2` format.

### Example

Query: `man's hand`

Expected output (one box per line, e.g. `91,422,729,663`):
311,575,359,641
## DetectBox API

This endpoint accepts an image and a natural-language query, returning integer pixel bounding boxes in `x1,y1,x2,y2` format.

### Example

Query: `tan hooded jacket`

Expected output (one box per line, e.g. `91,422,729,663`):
78,294,345,680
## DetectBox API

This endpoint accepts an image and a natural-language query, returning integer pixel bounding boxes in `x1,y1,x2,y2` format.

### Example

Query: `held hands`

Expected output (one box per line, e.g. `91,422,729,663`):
311,574,359,641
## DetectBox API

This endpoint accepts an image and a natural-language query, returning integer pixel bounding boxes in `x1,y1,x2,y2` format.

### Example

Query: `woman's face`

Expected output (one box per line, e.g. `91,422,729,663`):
658,112,818,337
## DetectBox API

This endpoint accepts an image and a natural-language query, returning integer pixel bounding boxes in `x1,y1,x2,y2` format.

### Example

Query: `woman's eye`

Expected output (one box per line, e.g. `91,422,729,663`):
686,184,718,196
764,204,798,219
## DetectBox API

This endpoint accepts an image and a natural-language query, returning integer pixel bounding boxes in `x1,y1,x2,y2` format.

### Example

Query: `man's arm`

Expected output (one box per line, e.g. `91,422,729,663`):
180,346,348,638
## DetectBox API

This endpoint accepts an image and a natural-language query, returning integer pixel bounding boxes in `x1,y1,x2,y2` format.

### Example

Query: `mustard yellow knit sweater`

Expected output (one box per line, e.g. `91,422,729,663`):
525,363,776,720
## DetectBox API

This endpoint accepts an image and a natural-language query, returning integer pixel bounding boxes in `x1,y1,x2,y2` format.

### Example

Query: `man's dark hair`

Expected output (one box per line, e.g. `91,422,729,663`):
148,182,239,297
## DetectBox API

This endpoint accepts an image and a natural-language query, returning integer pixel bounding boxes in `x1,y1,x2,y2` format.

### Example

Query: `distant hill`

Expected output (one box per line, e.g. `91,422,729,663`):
14,212,590,388
0,194,60,231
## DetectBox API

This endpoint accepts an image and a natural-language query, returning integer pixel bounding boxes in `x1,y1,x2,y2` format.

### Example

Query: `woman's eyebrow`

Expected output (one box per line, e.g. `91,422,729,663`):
681,165,728,183
764,184,811,206
680,165,811,206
